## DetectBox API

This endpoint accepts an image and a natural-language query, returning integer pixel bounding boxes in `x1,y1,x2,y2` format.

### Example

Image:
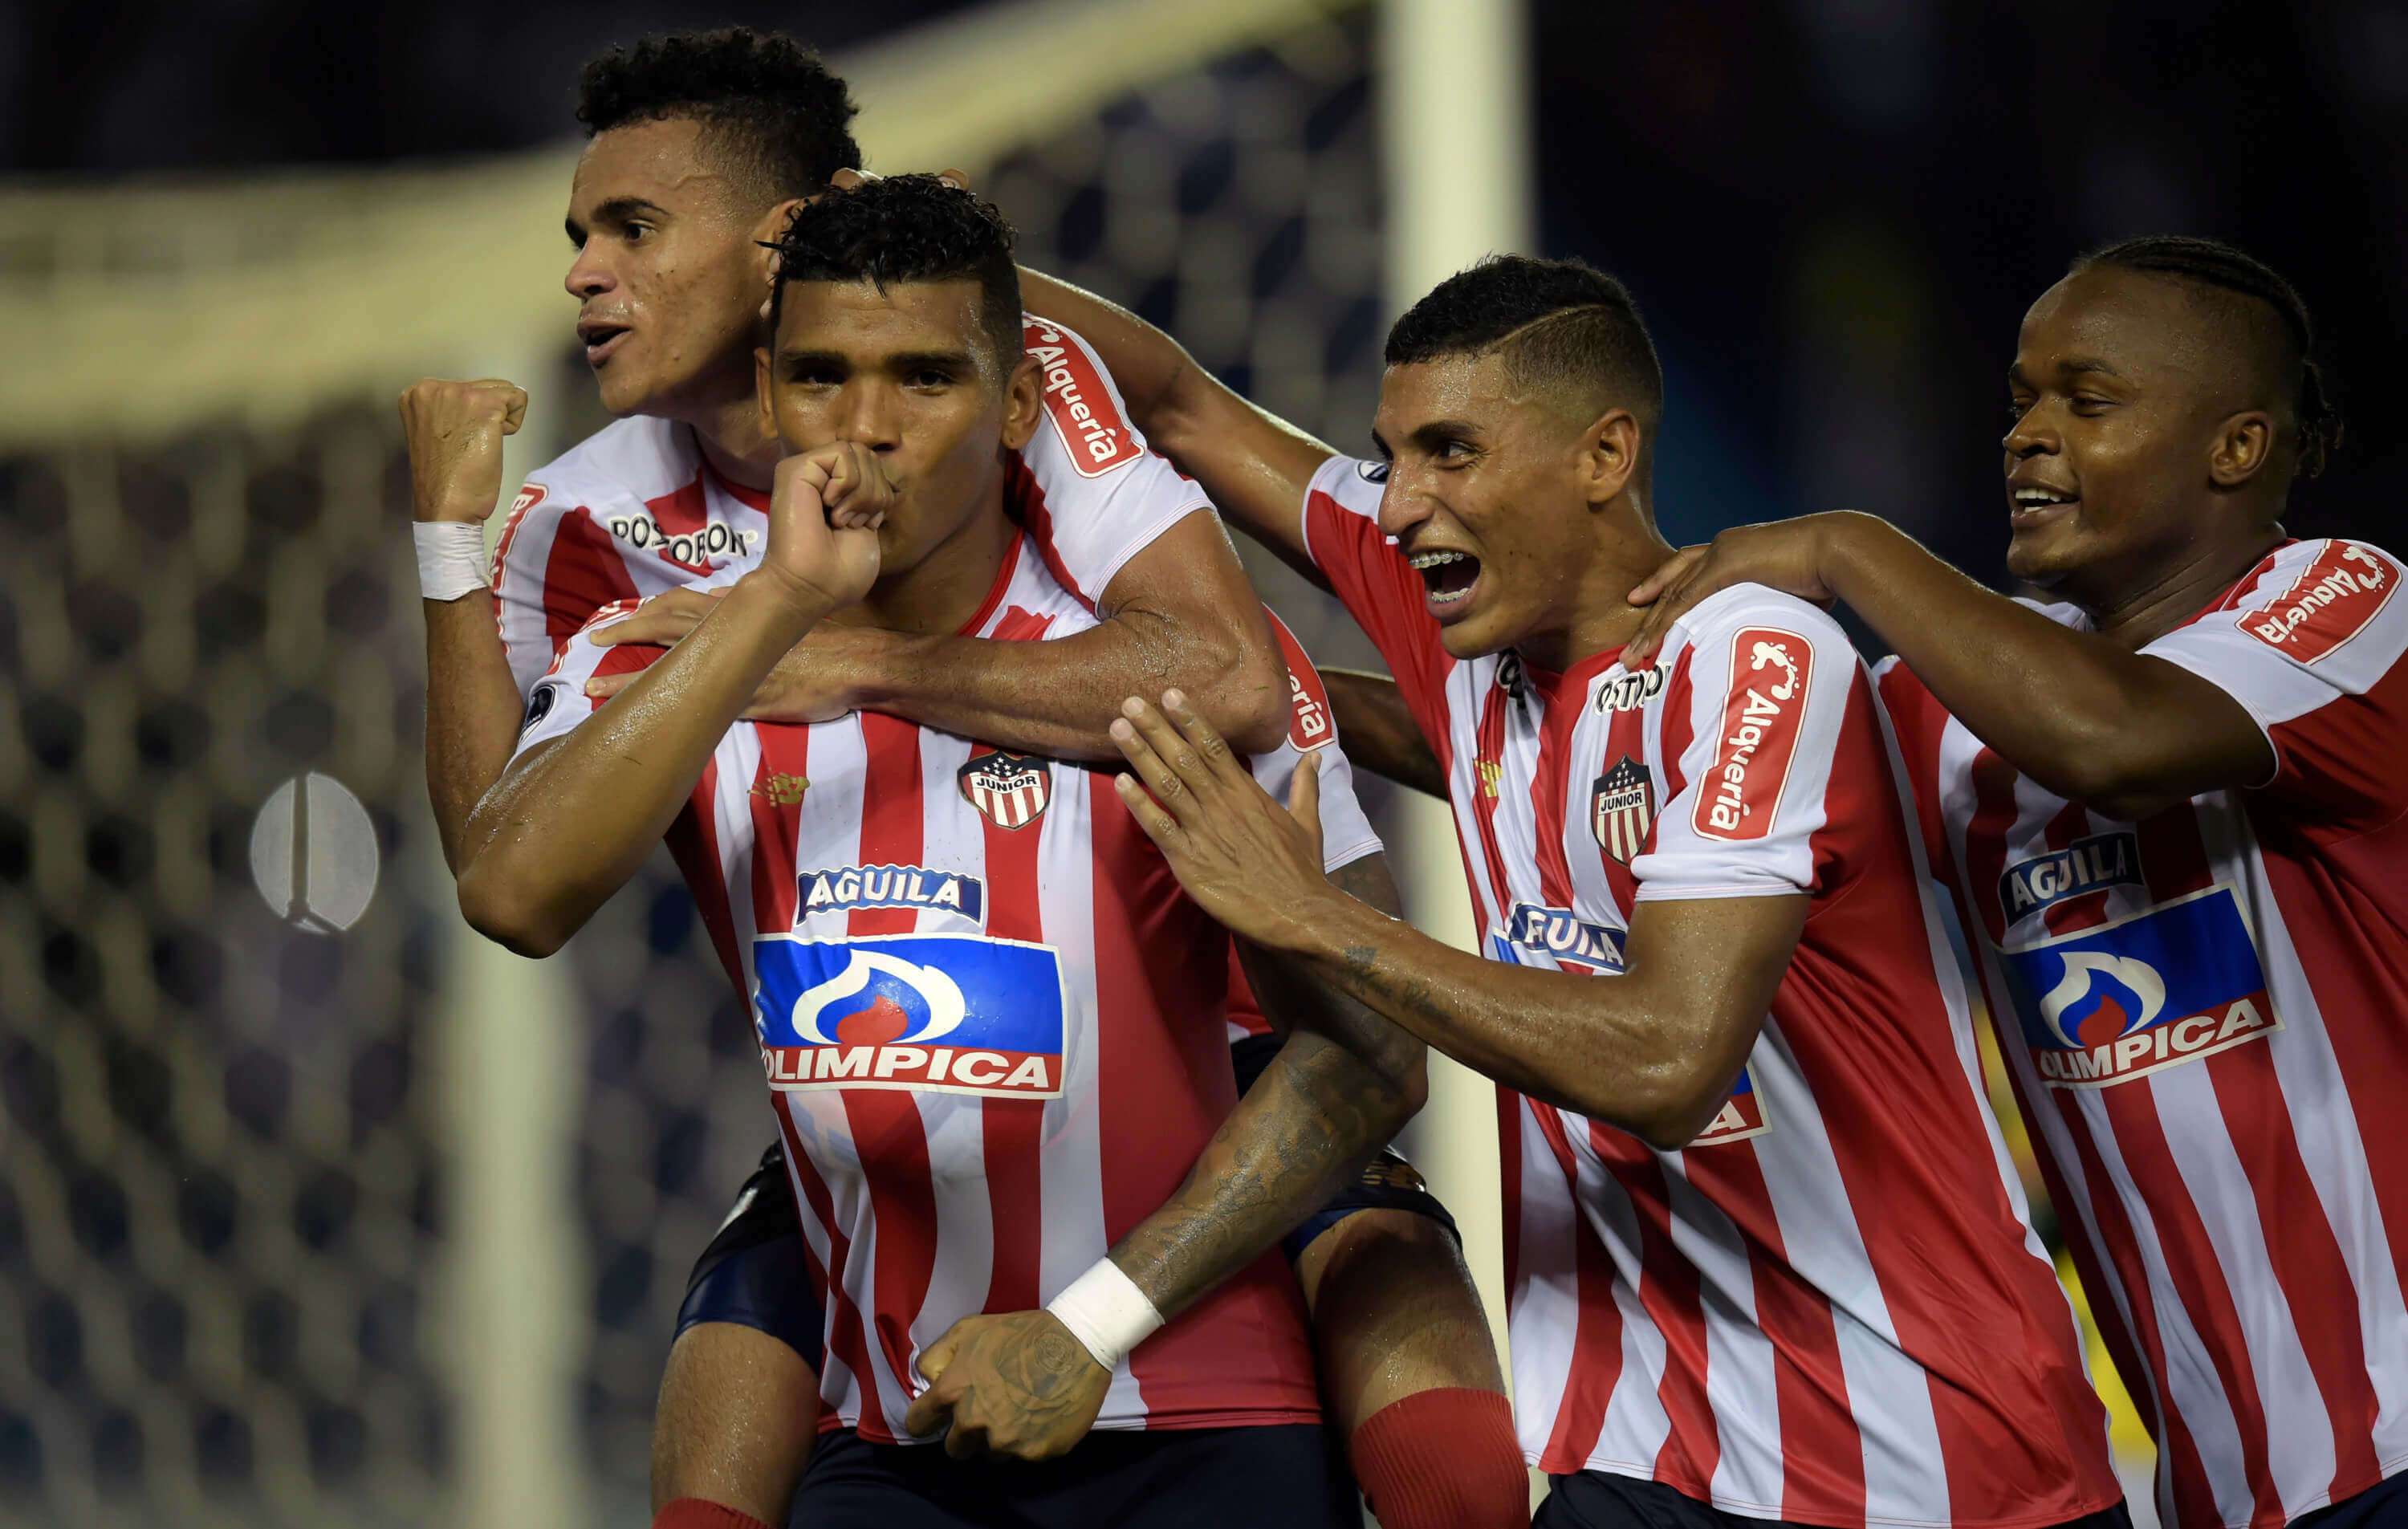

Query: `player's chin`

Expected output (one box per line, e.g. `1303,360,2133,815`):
2002,525,2085,588
1435,596,1515,661
593,368,660,420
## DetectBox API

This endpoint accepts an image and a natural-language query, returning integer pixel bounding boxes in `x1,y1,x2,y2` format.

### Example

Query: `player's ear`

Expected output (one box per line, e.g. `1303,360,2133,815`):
999,348,1043,452
2209,409,2276,490
755,343,776,437
1577,407,1641,508
750,197,807,287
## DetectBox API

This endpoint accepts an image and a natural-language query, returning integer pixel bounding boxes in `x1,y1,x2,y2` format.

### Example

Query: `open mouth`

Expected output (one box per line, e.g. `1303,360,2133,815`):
2009,485,2078,527
579,323,632,367
1409,548,1483,616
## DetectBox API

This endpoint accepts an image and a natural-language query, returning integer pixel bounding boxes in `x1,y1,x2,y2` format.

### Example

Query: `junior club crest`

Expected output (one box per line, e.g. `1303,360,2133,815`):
1592,754,1655,865
958,750,1051,831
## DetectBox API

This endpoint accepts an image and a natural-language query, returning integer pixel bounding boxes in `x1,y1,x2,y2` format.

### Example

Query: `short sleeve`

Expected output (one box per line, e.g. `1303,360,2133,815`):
2142,539,2408,820
1016,314,1215,606
1631,593,1860,901
510,600,661,759
1251,604,1382,872
490,482,643,697
1297,454,1453,716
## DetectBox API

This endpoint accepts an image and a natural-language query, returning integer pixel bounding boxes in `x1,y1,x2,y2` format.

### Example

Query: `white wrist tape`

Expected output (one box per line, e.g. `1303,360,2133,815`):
1044,1259,1163,1371
414,521,490,601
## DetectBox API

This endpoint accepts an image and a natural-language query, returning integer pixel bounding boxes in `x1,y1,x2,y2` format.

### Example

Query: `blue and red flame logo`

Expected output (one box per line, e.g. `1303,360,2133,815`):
1997,886,2278,1088
751,933,1068,1097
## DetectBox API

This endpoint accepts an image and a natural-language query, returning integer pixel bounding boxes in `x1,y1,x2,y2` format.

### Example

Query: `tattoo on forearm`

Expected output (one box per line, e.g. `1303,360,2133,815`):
1339,942,1455,1033
1110,1037,1401,1319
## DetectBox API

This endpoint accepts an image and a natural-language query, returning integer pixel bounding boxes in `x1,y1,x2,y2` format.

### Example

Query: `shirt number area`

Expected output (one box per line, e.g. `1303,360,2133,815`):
750,933,1068,1098
1995,884,2280,1088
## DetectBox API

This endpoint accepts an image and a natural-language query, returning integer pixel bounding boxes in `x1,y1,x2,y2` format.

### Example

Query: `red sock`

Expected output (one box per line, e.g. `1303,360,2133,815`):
1348,1387,1527,1529
652,1499,773,1529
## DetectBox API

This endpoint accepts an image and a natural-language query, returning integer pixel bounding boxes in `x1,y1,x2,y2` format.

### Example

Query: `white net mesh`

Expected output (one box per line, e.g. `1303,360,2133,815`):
2,415,449,1529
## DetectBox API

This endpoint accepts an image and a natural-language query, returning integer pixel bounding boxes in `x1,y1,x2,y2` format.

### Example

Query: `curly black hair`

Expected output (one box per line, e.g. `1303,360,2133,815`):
2072,234,2342,478
1385,254,1664,443
767,175,1023,377
576,27,862,206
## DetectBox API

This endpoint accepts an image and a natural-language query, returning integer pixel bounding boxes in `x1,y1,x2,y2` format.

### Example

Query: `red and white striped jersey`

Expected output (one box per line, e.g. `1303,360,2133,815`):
1300,456,2120,1526
514,514,1381,1442
1878,538,2408,1529
491,312,1206,693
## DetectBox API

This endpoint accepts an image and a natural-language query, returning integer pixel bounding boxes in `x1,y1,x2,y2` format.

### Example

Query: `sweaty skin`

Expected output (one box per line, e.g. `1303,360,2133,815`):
406,135,1287,885
1625,265,2280,821
1022,268,1815,1147
457,255,1426,1468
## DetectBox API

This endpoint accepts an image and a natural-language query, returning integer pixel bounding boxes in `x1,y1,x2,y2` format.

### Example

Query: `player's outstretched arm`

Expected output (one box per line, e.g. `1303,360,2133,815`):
1019,268,1338,584
1113,693,1806,1149
1626,511,2273,819
1322,669,1446,799
587,511,1292,759
454,449,881,957
400,378,537,873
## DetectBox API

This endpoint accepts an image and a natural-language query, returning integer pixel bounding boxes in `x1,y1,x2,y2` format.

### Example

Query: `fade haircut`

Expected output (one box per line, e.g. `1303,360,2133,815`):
768,176,1024,381
1385,255,1665,442
576,27,863,207
2072,235,2342,478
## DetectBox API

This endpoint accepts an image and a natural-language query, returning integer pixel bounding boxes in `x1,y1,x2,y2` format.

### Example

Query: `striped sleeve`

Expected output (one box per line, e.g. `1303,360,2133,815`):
2142,537,2408,822
1297,454,1451,716
490,481,643,696
1631,593,1857,901
510,600,661,758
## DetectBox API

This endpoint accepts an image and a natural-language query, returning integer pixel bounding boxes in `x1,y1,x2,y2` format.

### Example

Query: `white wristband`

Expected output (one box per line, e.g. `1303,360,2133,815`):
1043,1259,1163,1371
414,521,490,601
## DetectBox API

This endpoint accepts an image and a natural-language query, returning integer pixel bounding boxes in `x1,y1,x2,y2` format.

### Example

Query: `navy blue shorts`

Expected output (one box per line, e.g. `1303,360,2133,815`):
675,1034,1458,1361
1534,1470,2135,1529
796,1421,1355,1528
2296,1470,2408,1527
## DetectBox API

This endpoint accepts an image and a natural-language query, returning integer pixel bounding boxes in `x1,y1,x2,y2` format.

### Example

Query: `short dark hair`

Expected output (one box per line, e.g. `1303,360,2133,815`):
767,175,1024,379
1385,255,1665,435
2072,234,2342,478
576,27,862,206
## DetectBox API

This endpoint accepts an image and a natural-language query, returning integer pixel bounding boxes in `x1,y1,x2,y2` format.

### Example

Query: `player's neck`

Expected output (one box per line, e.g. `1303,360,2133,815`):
833,486,1018,639
686,394,782,492
2076,523,2285,651
1519,512,1678,673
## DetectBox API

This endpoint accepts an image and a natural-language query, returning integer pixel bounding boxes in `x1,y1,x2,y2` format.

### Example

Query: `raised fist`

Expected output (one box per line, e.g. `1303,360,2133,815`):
398,378,529,524
748,442,891,617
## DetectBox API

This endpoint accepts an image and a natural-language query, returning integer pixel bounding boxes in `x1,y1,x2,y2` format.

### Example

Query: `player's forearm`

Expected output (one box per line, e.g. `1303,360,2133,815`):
1278,893,1758,1149
1106,857,1426,1323
1322,669,1446,799
1019,268,1332,579
1824,514,2268,811
455,577,824,956
864,612,1286,762
421,592,526,876
1108,1030,1416,1324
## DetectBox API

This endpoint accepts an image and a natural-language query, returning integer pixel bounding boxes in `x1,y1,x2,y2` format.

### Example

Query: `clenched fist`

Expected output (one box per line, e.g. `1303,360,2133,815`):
398,378,529,524
743,442,892,620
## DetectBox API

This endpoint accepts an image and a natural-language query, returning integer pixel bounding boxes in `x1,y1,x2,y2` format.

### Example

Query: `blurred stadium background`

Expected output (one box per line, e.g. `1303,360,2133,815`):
4,1,2403,1524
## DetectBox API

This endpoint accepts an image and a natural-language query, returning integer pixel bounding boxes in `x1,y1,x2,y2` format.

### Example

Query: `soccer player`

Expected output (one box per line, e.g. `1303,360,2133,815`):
451,174,1439,1527
398,28,1519,1529
1027,256,2132,1527
1622,237,2406,1529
